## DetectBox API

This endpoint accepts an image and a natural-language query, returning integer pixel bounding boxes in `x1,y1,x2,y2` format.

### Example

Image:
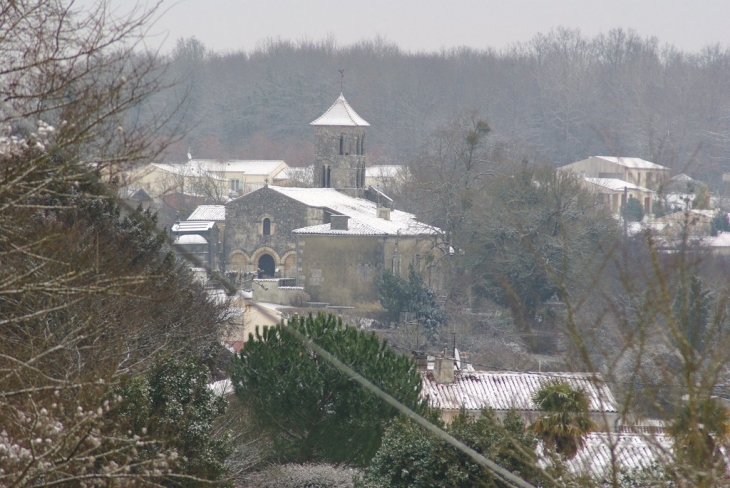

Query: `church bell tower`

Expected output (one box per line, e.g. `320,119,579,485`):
311,94,369,191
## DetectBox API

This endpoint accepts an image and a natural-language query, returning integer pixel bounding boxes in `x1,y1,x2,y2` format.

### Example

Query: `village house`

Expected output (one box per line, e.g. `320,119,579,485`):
562,156,670,191
561,156,670,216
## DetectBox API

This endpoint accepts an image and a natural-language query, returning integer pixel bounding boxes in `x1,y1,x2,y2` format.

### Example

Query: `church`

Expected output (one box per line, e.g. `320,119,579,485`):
222,94,444,306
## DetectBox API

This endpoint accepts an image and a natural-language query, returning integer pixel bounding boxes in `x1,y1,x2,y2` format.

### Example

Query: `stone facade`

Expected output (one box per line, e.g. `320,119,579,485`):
295,233,441,306
224,186,323,278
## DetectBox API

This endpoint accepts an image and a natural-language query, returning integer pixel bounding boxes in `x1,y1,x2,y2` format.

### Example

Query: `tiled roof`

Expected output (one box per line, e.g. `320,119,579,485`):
188,205,225,221
260,186,438,236
595,156,669,170
420,371,617,413
561,433,672,479
585,177,654,193
310,94,369,127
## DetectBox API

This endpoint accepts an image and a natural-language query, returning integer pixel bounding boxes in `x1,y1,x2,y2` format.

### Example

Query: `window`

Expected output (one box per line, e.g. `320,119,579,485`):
230,179,241,191
339,135,344,155
263,218,271,236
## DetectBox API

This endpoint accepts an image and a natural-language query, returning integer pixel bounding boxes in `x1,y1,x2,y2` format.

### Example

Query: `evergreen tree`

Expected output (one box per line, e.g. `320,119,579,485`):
378,265,447,333
230,312,423,466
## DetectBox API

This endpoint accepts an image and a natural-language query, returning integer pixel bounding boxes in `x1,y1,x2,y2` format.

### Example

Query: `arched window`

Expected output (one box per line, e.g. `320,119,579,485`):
326,166,331,188
339,135,344,155
263,218,271,236
361,134,365,155
321,165,326,188
356,136,361,155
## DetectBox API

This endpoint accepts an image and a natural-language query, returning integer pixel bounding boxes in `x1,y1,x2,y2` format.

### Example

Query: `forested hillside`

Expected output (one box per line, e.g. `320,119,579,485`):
162,31,730,184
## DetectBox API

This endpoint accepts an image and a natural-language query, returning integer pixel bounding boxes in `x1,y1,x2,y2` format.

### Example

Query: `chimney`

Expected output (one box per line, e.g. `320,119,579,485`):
377,206,391,220
412,352,428,371
433,356,454,383
330,214,349,231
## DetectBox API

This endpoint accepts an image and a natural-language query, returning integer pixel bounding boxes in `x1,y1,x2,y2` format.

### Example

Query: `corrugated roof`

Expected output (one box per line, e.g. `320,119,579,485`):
585,177,654,193
258,186,438,236
595,156,669,170
172,221,216,232
188,205,225,221
561,433,672,478
420,371,617,413
310,94,369,127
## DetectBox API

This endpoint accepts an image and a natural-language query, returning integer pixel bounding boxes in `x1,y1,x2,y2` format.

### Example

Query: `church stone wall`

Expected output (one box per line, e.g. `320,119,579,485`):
224,187,325,275
296,235,384,306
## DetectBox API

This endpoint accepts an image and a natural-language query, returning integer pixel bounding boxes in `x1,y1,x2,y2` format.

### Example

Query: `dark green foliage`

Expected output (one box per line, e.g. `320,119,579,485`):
230,312,423,467
711,210,729,236
531,380,596,459
361,409,544,487
622,196,645,222
378,265,447,332
110,358,231,485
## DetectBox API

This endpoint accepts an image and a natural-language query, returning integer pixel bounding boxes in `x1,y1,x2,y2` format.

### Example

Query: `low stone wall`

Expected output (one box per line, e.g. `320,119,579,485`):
252,279,309,306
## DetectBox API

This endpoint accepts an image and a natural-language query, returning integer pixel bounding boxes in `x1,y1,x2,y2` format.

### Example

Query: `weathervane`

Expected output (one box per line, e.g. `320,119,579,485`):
339,69,345,93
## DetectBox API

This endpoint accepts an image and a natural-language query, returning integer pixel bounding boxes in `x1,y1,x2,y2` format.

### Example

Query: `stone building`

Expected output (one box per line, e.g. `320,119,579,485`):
311,94,369,192
222,94,443,306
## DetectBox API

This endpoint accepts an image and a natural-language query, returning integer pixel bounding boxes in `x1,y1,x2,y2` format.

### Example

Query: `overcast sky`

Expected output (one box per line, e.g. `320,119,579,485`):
92,0,730,54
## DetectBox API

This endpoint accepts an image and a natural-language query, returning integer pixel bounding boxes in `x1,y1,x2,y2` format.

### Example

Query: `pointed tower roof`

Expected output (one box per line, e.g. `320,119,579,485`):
310,94,369,127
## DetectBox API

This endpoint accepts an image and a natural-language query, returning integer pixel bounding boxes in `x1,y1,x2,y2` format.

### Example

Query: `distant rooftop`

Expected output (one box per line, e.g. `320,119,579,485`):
593,156,669,170
183,159,286,175
585,177,654,193
310,94,369,127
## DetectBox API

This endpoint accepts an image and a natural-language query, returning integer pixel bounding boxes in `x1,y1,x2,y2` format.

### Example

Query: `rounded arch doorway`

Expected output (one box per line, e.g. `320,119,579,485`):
258,254,276,279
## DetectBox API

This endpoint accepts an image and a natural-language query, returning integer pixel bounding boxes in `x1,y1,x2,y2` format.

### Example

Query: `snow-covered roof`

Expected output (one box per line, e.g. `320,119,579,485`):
174,234,208,245
420,371,617,413
172,220,216,233
671,173,695,182
561,433,672,479
258,186,438,236
151,163,228,180
585,177,654,193
594,156,669,170
188,205,225,221
187,159,286,175
310,94,369,127
157,160,286,177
